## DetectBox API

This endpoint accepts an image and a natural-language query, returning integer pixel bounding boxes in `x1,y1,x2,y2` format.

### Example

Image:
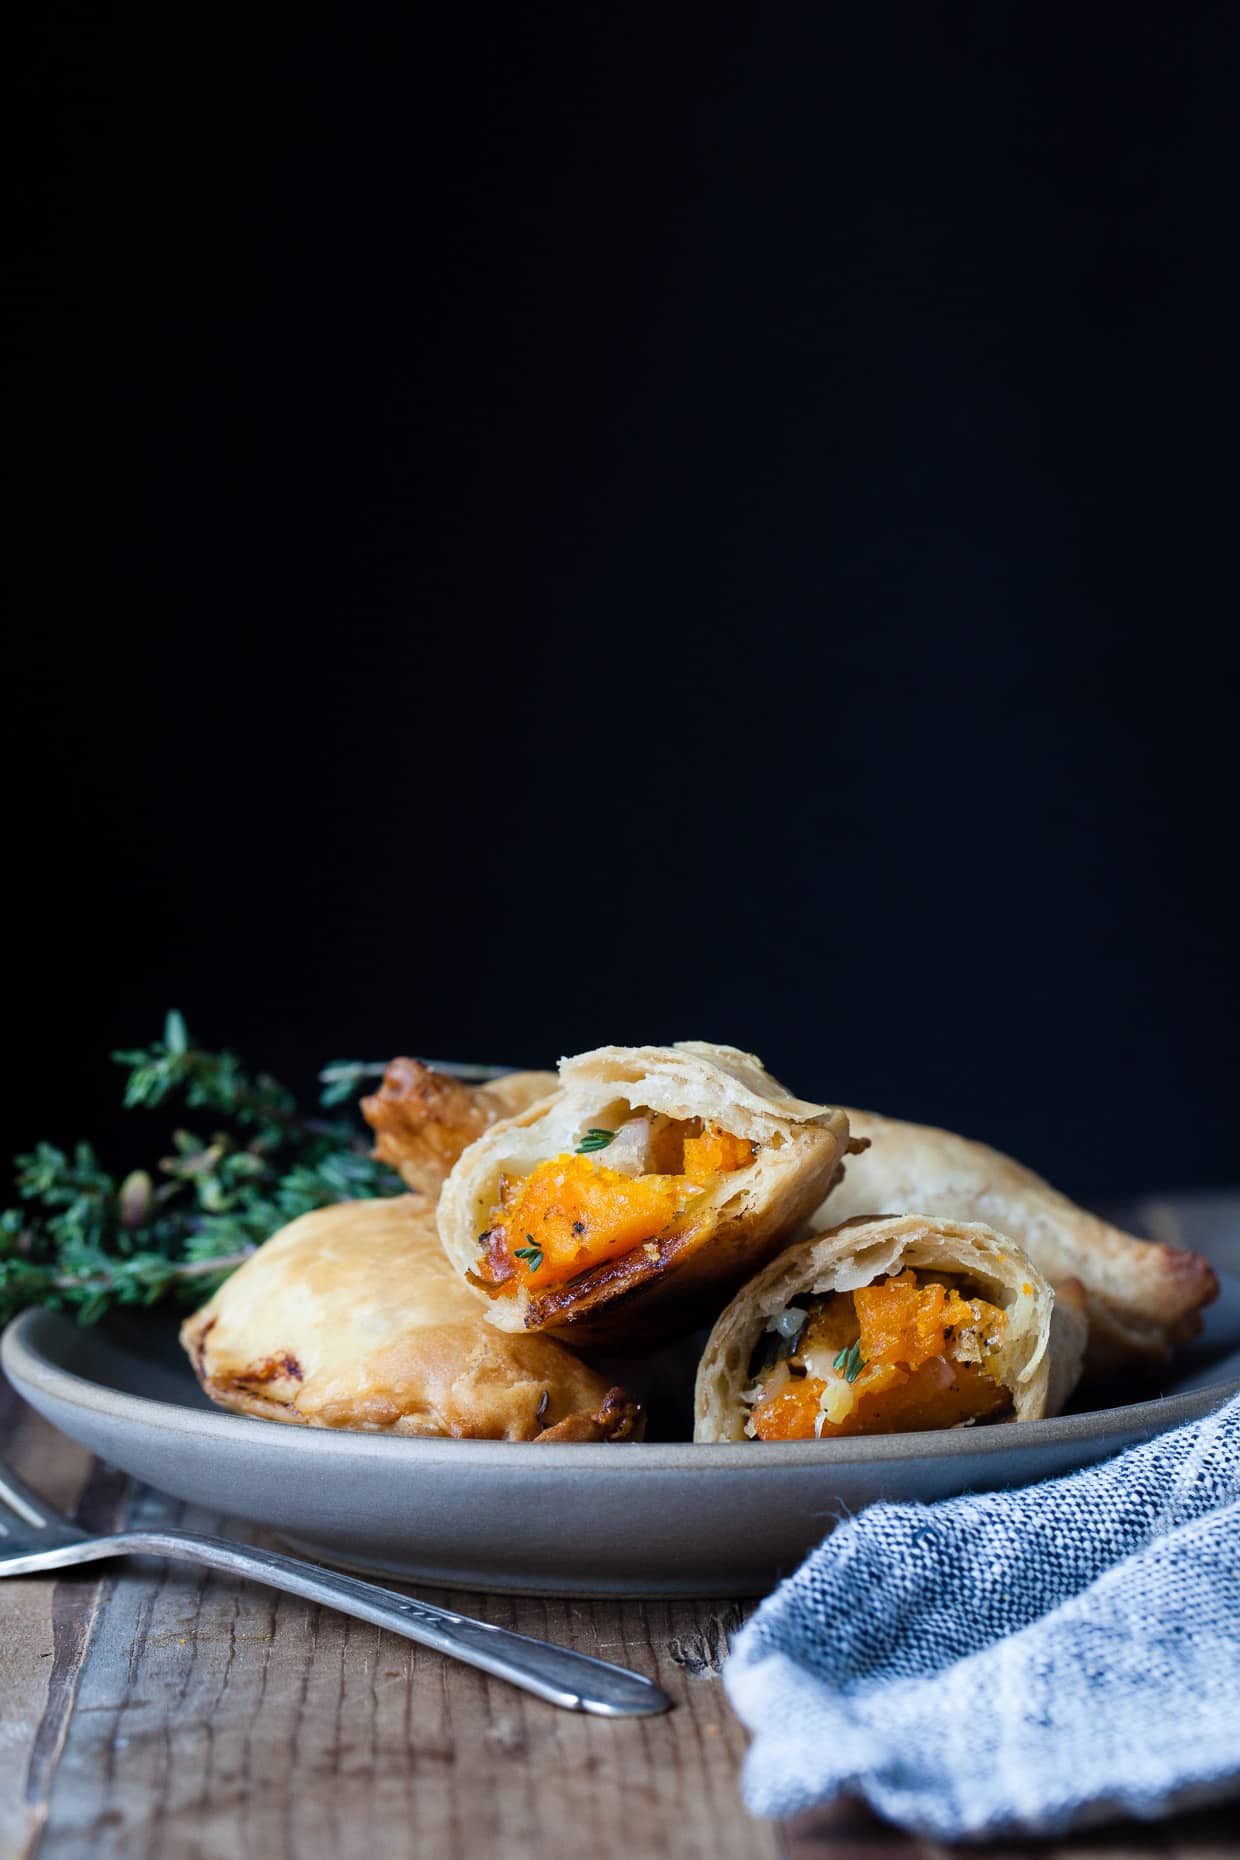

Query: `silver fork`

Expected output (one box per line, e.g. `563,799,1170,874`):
0,1459,670,1717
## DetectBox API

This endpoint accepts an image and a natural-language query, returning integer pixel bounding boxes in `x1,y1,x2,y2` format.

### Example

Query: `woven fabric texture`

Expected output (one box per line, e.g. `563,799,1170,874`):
725,1391,1240,1840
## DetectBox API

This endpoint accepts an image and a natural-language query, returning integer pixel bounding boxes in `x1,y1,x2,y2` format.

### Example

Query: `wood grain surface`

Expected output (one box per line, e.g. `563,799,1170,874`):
2,1369,1237,1860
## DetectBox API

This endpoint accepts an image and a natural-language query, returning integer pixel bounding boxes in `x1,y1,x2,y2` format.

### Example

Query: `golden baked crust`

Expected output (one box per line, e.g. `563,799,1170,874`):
437,1040,851,1346
694,1213,1088,1441
362,1061,559,1199
179,1197,641,1441
817,1110,1217,1371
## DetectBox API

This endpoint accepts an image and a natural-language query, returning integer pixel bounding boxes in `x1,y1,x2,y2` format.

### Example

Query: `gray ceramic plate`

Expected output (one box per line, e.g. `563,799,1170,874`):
5,1193,1238,1596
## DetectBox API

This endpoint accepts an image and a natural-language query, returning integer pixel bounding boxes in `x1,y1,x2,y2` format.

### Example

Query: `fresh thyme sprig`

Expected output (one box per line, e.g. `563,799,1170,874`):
576,1128,616,1154
0,1012,402,1326
513,1236,544,1274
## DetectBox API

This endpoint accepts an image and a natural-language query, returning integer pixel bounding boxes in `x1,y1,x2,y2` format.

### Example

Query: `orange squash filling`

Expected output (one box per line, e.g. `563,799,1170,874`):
682,1126,755,1181
748,1269,1011,1440
475,1121,755,1294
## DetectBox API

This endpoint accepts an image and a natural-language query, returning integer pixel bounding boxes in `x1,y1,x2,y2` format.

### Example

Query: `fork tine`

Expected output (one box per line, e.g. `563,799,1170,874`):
0,1459,75,1532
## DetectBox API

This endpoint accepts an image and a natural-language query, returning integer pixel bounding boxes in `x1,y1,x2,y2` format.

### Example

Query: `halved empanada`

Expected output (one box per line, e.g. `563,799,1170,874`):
180,1196,641,1441
437,1041,852,1346
695,1214,1088,1442
818,1111,1217,1371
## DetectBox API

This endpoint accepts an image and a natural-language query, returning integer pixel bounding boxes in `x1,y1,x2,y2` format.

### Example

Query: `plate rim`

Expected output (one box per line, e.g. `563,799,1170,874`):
6,1304,1238,1474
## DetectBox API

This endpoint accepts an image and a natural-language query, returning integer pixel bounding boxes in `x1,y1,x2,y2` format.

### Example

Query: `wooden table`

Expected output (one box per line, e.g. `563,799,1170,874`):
4,1190,1238,1860
3,1389,1235,1860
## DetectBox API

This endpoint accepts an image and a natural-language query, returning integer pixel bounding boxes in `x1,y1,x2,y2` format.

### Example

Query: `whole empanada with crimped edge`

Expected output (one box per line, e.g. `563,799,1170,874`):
437,1040,852,1347
816,1110,1218,1373
695,1213,1088,1442
180,1196,642,1441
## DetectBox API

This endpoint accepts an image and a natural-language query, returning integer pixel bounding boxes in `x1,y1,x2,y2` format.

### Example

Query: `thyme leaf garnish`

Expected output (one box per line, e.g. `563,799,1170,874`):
513,1237,544,1273
833,1340,866,1384
576,1128,616,1154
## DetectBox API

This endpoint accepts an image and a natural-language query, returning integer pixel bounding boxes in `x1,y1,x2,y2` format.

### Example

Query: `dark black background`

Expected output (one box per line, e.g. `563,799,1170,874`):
12,5,1239,1199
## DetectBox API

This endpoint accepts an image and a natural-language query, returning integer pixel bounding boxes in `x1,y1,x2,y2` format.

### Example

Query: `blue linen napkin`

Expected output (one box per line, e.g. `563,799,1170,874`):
724,1391,1240,1840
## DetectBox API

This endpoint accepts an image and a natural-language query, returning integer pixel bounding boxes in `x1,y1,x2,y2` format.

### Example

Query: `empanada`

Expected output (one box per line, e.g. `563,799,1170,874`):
817,1111,1217,1371
362,1060,559,1200
437,1041,852,1346
180,1196,641,1441
695,1214,1088,1442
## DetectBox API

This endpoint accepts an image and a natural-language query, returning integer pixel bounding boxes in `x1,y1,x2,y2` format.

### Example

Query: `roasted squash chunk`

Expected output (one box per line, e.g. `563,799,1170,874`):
479,1121,754,1293
748,1270,1011,1440
682,1126,756,1182
485,1156,697,1290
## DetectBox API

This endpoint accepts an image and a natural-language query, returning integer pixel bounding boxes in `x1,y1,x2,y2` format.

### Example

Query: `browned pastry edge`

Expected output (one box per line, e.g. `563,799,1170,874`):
362,1059,557,1199
188,1352,644,1443
362,1059,494,1189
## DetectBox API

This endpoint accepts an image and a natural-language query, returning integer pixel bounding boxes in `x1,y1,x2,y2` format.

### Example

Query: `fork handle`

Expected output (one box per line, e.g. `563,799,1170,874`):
98,1528,670,1717
0,1461,76,1533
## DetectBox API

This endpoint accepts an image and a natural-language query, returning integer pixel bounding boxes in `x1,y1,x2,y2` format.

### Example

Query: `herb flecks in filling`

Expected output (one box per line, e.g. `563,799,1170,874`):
476,1117,757,1295
833,1339,866,1384
747,1269,1011,1440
